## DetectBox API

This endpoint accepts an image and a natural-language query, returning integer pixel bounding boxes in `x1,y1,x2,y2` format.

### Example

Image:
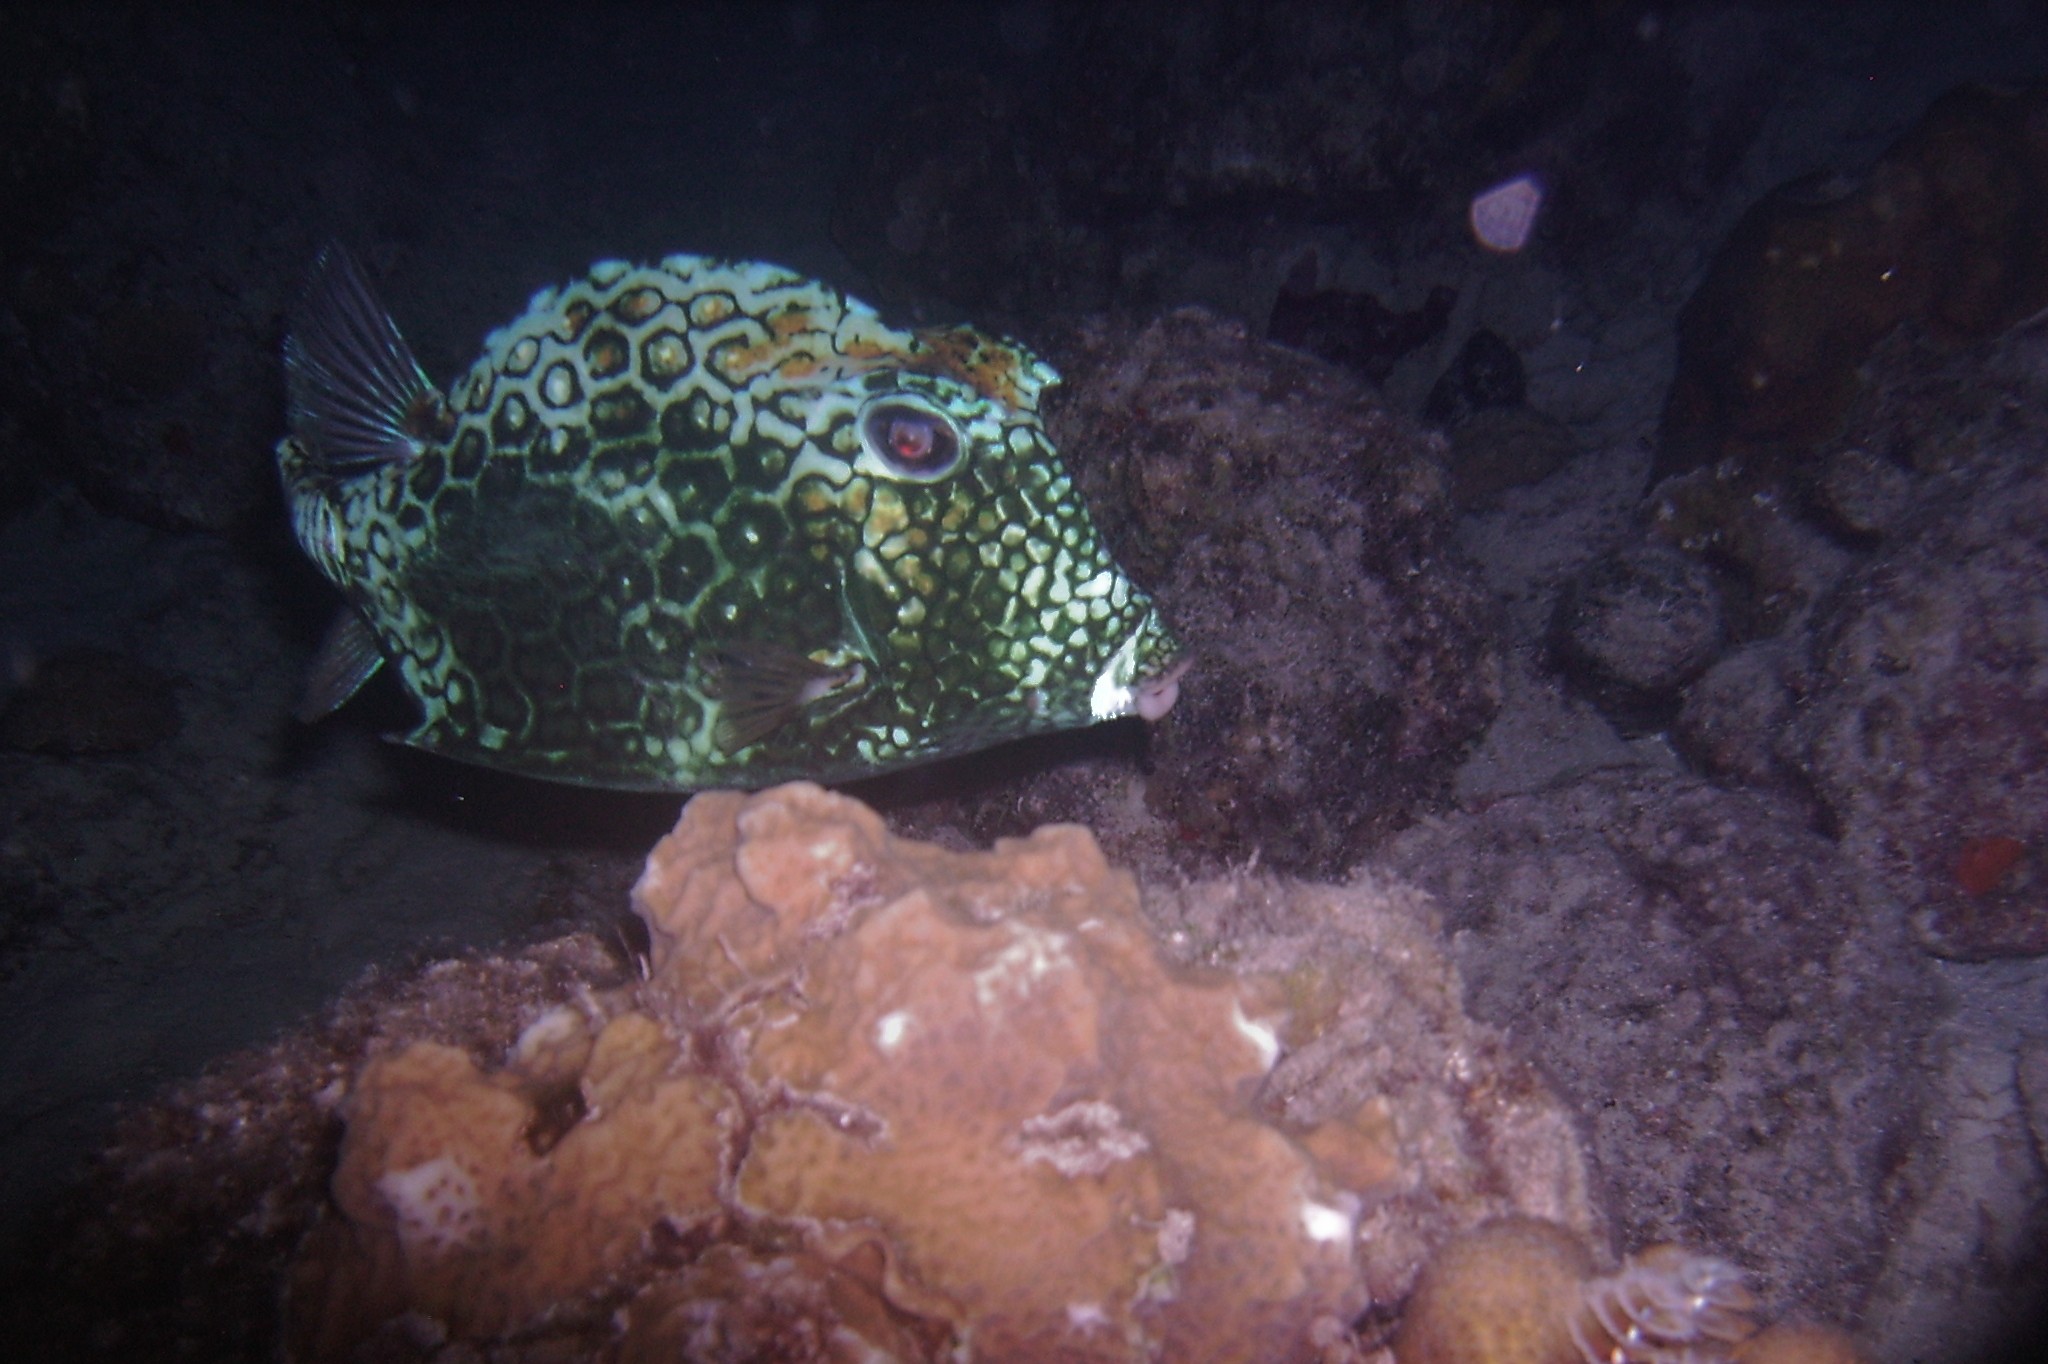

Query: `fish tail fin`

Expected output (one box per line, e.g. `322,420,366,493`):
283,243,445,473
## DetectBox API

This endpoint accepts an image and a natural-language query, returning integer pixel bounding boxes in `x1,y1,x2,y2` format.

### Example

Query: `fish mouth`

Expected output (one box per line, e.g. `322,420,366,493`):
1088,610,1187,723
1131,654,1191,721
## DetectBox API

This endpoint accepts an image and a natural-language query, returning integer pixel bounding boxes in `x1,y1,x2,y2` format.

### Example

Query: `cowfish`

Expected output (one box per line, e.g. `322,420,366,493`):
275,247,1185,790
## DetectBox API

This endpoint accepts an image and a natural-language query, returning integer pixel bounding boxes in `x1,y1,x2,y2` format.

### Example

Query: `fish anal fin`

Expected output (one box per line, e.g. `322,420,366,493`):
701,641,867,755
284,242,443,474
296,610,385,722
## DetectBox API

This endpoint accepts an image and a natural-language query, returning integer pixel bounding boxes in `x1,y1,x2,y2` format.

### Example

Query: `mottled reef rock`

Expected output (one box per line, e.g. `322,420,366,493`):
1379,766,1942,1325
1645,86,2048,678
1656,321,2048,962
1548,541,1726,734
1063,310,1500,873
1674,639,1806,794
1656,84,2048,491
887,307,1500,879
1789,445,2048,959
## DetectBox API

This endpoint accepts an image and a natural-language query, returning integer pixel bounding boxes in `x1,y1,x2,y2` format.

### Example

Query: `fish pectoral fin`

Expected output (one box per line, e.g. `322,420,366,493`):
699,641,868,755
296,610,385,722
283,242,447,474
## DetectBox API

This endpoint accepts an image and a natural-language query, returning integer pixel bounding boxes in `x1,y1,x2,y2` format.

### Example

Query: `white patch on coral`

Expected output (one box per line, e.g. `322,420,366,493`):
377,1156,483,1256
874,1008,913,1054
972,921,1073,1009
1299,1192,1356,1244
1232,1000,1281,1071
1009,1100,1150,1177
1065,1301,1112,1334
1156,1208,1196,1265
510,1004,585,1069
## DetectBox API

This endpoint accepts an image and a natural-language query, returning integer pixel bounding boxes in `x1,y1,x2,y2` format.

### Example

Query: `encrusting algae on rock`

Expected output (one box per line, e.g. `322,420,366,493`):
285,782,1598,1362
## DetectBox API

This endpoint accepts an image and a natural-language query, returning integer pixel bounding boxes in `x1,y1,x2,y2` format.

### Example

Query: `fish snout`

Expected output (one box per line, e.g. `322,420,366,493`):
1133,654,1191,721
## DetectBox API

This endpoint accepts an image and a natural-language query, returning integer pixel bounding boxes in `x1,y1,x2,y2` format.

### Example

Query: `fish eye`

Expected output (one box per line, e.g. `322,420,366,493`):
859,398,962,481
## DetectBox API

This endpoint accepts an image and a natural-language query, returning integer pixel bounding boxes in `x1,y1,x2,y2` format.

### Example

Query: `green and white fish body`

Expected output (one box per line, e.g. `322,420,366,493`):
276,247,1183,790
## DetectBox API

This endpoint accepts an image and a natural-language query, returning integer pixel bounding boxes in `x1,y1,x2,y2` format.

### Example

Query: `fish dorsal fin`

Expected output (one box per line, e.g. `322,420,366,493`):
283,243,443,473
296,610,385,722
700,642,868,755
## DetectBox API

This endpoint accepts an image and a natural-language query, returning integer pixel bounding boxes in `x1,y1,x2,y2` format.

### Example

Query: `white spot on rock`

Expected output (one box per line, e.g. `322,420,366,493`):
875,1008,913,1054
1066,1301,1112,1333
1299,1191,1357,1244
1232,1000,1281,1071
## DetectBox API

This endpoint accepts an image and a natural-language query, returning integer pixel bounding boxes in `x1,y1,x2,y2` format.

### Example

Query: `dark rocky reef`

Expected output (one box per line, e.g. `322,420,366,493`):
1548,542,1726,734
0,934,632,1364
880,307,1501,878
1380,766,1942,1325
831,3,1742,330
0,646,179,756
1662,320,2048,962
1656,84,2048,493
1647,84,2048,678
1064,312,1500,877
1789,442,2048,960
1268,270,1457,387
1422,329,1580,512
1423,327,1528,428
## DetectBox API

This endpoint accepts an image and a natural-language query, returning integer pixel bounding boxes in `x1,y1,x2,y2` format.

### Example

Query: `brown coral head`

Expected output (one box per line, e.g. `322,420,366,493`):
1390,1215,1597,1364
291,783,1601,1363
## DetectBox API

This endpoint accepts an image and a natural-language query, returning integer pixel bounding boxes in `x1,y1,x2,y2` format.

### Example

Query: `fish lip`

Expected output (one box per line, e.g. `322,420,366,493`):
1131,655,1191,722
1088,613,1187,723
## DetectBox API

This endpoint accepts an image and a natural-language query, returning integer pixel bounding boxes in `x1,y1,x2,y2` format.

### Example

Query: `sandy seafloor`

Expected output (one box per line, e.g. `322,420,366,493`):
2,3,2047,1361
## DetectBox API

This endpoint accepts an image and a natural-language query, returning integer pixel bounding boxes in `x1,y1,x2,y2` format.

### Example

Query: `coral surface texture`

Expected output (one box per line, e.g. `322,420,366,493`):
285,782,1592,1362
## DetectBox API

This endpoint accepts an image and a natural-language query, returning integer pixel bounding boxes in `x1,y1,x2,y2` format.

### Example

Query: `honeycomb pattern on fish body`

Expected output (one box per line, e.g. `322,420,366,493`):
295,256,1174,789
